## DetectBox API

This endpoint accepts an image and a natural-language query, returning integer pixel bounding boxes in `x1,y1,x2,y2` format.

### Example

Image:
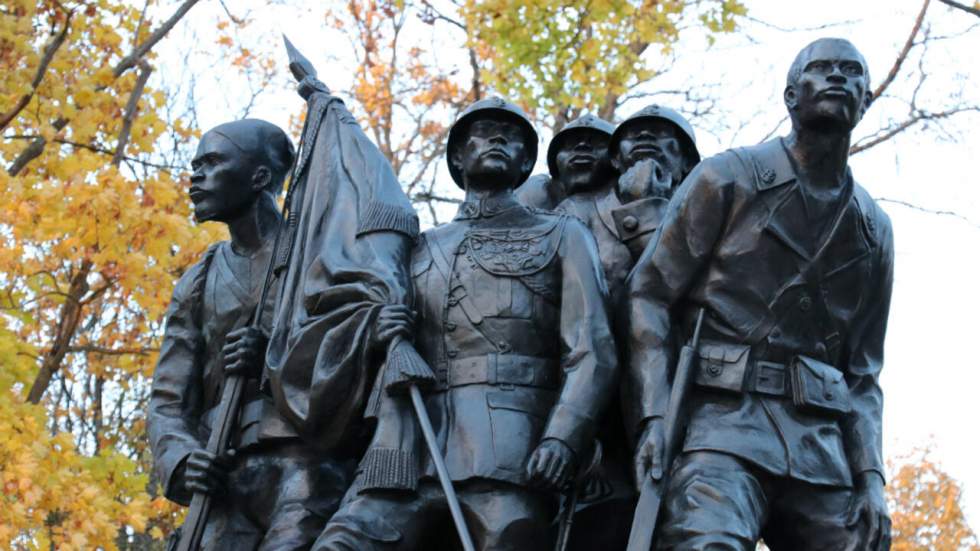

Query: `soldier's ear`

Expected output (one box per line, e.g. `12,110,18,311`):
784,85,798,111
860,89,873,118
251,165,272,193
521,155,534,174
450,148,464,173
610,154,624,173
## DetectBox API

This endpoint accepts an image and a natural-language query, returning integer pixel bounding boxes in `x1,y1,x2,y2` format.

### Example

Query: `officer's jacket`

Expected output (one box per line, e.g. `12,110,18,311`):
404,194,618,487
556,186,632,306
148,241,295,505
626,137,894,487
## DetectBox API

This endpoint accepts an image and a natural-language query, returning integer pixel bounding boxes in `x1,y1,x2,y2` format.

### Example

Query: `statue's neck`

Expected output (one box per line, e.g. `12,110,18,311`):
226,193,281,256
463,186,514,204
784,128,851,191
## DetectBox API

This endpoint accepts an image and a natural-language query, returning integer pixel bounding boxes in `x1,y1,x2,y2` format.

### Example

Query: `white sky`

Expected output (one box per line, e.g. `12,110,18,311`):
156,0,980,529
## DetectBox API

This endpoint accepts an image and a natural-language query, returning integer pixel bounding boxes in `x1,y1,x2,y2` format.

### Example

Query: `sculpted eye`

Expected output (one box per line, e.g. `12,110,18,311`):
807,60,830,73
842,63,863,76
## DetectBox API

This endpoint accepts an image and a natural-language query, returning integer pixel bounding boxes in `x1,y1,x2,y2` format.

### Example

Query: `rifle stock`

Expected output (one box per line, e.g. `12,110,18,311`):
626,308,706,551
175,375,246,551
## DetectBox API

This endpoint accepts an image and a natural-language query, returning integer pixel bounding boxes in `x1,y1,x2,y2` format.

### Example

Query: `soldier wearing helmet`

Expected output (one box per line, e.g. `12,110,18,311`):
313,98,618,551
607,104,701,259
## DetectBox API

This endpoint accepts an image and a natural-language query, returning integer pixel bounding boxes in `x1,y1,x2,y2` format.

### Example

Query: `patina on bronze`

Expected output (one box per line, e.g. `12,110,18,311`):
148,119,355,550
626,38,893,550
312,97,619,551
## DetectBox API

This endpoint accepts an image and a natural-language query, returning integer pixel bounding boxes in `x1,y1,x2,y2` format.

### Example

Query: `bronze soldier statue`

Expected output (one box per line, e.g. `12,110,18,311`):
627,38,893,550
313,97,619,551
549,108,701,550
606,104,701,261
148,120,355,550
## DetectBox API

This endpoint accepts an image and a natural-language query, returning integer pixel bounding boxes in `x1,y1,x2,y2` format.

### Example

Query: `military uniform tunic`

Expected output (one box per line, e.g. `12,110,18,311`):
315,193,618,551
148,241,354,550
626,137,894,549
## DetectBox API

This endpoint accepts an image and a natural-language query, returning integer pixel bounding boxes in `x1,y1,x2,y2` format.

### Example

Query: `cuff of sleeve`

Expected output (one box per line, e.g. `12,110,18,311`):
162,451,193,506
357,201,420,240
846,444,885,483
543,404,595,460
611,197,668,241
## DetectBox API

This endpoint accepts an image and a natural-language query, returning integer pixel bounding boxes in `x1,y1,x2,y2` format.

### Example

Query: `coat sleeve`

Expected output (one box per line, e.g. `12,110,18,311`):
841,207,894,481
147,262,207,505
541,218,619,459
623,157,733,438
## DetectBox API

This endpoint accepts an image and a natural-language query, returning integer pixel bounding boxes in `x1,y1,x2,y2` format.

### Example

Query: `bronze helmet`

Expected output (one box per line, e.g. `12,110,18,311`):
609,104,700,166
446,97,538,188
546,114,615,178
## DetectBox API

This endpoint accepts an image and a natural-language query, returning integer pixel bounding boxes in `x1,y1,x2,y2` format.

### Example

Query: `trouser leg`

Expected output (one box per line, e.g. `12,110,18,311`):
257,449,355,551
458,480,555,551
313,483,433,551
761,479,858,551
656,451,768,551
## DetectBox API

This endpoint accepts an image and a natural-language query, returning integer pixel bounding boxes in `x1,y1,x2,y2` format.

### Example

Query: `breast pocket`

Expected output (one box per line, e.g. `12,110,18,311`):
486,389,552,472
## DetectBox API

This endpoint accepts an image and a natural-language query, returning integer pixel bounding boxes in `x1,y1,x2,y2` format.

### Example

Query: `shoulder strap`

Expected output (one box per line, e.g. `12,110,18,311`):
191,244,221,329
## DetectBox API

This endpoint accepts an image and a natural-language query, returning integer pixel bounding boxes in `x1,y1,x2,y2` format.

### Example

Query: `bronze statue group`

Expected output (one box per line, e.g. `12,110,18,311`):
149,37,894,551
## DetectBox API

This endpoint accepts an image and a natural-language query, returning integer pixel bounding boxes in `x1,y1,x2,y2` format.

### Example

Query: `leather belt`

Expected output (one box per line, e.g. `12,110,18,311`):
438,354,559,390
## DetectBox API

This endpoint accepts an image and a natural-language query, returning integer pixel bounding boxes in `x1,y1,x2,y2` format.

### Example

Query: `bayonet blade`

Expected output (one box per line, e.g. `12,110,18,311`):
283,34,317,82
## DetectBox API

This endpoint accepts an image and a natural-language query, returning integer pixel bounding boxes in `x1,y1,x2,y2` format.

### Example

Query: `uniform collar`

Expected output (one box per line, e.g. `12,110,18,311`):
454,192,523,221
754,138,798,191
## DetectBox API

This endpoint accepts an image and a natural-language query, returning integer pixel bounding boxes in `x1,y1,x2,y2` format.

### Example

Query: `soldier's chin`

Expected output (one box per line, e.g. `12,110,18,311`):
469,161,516,184
802,106,856,133
192,205,218,223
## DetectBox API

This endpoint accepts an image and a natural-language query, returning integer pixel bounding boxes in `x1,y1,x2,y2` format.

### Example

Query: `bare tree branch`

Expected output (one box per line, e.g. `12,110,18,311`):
0,11,73,132
876,197,980,228
112,61,153,166
7,0,202,176
850,106,979,154
937,0,980,18
27,260,92,404
871,0,930,102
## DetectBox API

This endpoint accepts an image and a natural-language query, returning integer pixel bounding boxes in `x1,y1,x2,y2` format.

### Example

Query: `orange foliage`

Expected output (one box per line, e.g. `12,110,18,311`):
888,446,980,551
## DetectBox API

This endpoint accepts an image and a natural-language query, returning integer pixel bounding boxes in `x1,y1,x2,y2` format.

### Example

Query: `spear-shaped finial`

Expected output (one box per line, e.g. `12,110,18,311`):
283,34,316,82
282,34,329,100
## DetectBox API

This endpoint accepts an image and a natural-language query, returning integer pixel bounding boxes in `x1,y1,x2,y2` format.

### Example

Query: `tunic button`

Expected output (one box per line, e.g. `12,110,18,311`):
799,295,812,311
447,349,458,358
707,364,722,377
824,391,835,400
445,322,456,332
622,216,639,232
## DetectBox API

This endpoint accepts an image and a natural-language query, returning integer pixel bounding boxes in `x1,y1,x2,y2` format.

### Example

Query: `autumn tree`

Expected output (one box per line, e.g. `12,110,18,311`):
888,446,980,551
0,1,227,548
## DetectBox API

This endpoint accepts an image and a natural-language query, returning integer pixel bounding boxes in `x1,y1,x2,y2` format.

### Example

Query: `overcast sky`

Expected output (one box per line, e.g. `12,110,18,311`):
157,0,980,529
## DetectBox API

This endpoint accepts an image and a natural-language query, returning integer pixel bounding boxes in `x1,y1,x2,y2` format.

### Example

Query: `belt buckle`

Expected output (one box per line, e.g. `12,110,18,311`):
754,361,785,396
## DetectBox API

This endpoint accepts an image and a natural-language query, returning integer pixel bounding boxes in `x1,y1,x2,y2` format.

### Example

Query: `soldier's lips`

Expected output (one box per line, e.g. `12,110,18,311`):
480,149,510,160
629,146,660,156
569,155,595,164
817,87,851,100
188,189,209,202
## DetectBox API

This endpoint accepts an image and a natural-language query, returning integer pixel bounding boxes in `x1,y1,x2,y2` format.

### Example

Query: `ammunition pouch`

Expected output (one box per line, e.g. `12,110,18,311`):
694,340,751,393
693,342,851,418
789,356,852,418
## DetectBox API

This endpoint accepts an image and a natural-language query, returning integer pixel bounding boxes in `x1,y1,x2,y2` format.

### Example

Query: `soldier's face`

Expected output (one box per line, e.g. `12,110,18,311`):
614,120,687,185
786,41,871,133
189,132,260,223
555,129,610,194
455,117,530,189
